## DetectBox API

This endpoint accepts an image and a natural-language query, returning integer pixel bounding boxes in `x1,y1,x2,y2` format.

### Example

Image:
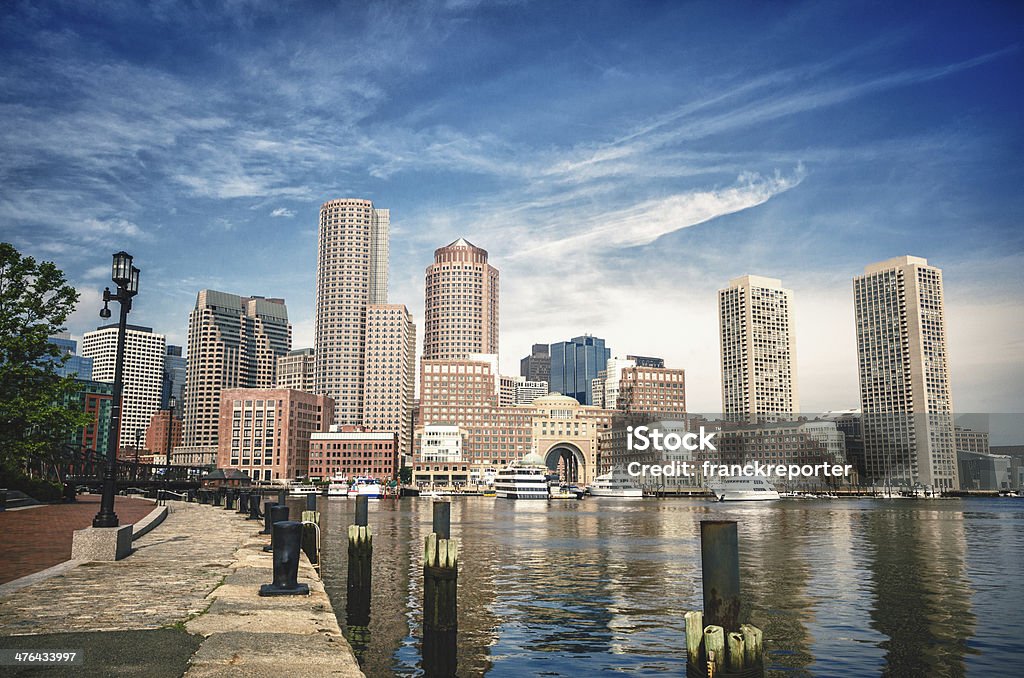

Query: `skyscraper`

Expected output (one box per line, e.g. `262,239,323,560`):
549,335,609,406
854,256,958,490
82,324,166,450
718,275,799,422
423,238,499,361
183,291,291,448
314,198,390,423
162,344,186,408
520,343,551,384
275,348,315,393
363,304,416,457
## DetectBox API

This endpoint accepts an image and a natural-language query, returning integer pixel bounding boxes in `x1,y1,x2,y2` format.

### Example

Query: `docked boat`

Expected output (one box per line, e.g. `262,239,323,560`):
588,467,643,498
289,483,319,496
548,483,585,500
495,453,549,499
709,477,780,502
348,476,382,499
326,475,348,497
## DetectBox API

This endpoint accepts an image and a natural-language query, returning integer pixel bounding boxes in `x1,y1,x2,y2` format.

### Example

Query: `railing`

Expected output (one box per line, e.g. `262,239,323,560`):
157,489,188,506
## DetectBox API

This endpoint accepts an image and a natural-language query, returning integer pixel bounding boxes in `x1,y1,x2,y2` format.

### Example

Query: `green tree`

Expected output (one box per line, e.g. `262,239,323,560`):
399,465,412,484
0,242,91,479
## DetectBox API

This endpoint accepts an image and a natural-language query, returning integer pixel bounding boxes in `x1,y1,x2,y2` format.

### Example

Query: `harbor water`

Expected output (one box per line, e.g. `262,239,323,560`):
299,496,1024,677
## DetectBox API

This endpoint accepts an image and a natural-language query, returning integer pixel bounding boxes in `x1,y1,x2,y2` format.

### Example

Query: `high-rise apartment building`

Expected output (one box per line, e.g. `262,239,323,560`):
363,304,416,457
718,275,799,422
520,343,551,384
276,348,316,393
218,388,334,481
550,335,610,406
854,256,957,490
423,238,499,361
314,198,390,423
81,324,166,450
162,345,186,408
184,291,291,448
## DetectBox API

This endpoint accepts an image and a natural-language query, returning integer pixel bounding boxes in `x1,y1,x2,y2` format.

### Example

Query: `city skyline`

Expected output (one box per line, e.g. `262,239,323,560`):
1,2,1021,418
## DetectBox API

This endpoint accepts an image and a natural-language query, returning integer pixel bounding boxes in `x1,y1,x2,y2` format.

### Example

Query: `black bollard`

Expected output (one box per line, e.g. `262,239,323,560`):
433,501,451,539
237,491,250,514
199,490,210,504
263,504,290,552
224,491,235,510
306,492,317,512
277,489,288,507
355,494,369,527
247,493,263,520
213,490,223,507
258,521,309,596
0,489,7,512
261,501,277,535
700,520,741,633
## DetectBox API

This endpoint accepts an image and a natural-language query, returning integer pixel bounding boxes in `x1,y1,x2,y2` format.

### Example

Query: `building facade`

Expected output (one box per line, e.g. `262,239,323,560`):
423,238,500,361
314,198,390,424
218,388,334,481
550,335,610,406
308,425,398,481
184,291,291,448
145,408,182,459
363,304,417,458
718,275,799,422
48,334,93,379
515,379,548,405
530,393,613,486
592,357,636,409
275,348,315,393
854,256,958,491
520,343,551,384
616,365,687,424
81,323,166,451
162,344,186,409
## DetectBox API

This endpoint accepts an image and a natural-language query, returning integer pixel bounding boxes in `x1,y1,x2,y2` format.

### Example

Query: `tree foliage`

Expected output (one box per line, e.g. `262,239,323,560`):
0,242,91,476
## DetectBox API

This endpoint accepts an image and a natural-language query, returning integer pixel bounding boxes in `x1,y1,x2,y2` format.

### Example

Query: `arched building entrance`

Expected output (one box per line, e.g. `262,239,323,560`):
541,442,587,485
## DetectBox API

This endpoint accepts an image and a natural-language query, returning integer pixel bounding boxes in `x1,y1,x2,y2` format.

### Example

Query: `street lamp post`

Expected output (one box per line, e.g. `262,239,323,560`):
164,396,177,485
92,251,140,528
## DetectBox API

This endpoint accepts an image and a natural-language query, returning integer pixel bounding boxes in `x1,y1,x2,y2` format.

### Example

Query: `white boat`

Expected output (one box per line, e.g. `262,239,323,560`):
709,477,780,501
348,476,382,499
326,475,348,497
588,467,643,498
495,453,549,500
289,483,319,496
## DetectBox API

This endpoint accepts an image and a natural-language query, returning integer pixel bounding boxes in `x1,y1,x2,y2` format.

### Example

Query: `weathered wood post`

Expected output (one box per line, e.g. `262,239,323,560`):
346,495,372,662
277,489,287,507
306,492,317,512
301,508,320,568
423,501,457,677
684,520,764,676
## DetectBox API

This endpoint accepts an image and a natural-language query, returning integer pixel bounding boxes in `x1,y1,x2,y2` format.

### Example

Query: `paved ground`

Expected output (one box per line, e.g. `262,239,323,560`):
0,495,155,585
0,501,363,677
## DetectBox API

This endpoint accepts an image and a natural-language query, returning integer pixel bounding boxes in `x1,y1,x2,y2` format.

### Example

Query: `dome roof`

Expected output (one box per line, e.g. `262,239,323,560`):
519,451,546,466
533,393,580,407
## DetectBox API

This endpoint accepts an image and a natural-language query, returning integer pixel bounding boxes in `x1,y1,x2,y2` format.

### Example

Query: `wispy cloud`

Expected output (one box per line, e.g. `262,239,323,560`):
270,207,295,218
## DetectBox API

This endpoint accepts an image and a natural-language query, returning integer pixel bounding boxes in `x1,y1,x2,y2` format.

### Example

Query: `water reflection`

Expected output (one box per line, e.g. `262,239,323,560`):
307,496,1023,677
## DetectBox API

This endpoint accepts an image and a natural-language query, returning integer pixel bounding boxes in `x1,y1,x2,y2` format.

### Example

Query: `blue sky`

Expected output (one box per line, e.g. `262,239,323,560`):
2,1,1022,423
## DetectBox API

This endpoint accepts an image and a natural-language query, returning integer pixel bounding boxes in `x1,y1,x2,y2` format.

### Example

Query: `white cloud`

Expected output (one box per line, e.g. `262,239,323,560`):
270,207,295,218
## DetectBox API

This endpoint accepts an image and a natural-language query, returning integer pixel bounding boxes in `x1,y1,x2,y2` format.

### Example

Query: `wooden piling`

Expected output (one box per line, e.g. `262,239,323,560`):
355,494,368,527
301,510,320,569
740,624,763,669
432,501,451,539
700,520,741,633
726,631,746,672
423,530,458,677
684,610,703,665
703,625,725,675
345,520,373,663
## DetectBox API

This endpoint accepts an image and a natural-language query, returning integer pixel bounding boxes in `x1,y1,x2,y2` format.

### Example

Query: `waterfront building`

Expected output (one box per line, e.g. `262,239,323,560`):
423,238,499,361
592,357,636,409
184,291,291,448
64,379,112,455
530,393,613,486
363,304,417,458
217,388,334,481
275,348,315,393
821,409,866,481
598,419,699,491
308,425,398,482
854,256,958,491
162,345,186,409
957,450,1012,491
145,408,182,459
718,275,799,422
412,424,466,486
170,445,217,469
954,426,990,455
617,365,687,424
550,335,610,406
314,198,389,424
48,334,93,379
520,343,550,384
82,323,165,450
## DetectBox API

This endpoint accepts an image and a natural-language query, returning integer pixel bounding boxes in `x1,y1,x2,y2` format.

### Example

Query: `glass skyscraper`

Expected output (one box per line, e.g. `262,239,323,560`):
549,335,610,406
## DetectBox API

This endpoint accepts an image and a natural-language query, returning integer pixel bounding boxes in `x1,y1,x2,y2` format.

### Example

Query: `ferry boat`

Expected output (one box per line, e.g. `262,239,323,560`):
288,483,319,496
588,467,643,498
348,476,382,499
494,453,549,500
709,477,780,502
326,474,349,498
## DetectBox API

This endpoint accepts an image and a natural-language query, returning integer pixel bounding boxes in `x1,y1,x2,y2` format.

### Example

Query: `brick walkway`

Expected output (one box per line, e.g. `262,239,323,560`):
0,494,156,584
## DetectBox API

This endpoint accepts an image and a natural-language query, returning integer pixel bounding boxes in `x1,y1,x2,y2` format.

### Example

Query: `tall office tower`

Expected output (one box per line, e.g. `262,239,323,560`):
276,348,316,393
626,355,664,368
718,275,799,422
162,345,186,408
592,357,637,409
184,290,291,448
314,198,390,423
617,365,687,423
82,324,166,450
515,379,549,405
48,333,94,379
520,343,551,384
550,335,610,406
363,304,416,457
854,256,958,491
423,238,500,361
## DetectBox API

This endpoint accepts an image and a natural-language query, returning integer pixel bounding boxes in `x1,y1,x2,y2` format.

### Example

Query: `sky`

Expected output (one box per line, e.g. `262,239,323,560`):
2,1,1022,429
